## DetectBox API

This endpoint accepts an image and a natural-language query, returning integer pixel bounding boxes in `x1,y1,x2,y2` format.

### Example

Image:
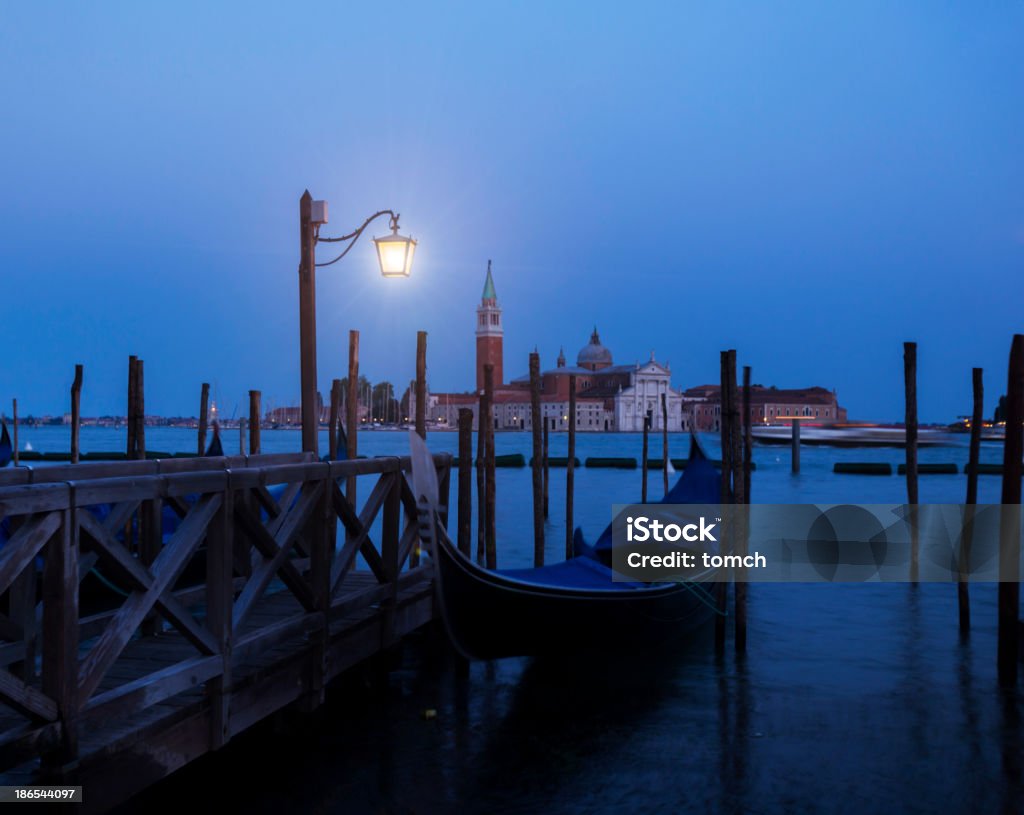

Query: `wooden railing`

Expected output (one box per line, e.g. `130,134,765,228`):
0,451,451,775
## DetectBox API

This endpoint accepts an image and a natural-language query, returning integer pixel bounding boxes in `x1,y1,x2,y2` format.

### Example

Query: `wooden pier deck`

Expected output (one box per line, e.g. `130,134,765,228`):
0,451,450,813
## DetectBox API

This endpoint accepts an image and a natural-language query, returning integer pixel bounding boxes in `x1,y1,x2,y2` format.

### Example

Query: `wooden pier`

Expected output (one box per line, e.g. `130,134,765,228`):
0,451,451,813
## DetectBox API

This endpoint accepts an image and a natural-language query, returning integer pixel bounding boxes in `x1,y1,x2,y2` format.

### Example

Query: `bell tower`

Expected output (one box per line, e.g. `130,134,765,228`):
476,260,504,391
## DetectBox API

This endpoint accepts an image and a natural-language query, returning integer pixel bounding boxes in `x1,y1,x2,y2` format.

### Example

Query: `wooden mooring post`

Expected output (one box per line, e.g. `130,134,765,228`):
238,418,246,455
346,330,360,505
904,341,919,582
249,390,262,456
716,350,737,651
476,383,487,566
542,421,549,519
997,334,1022,686
11,399,17,466
415,331,427,439
457,408,473,557
70,364,83,464
736,365,752,653
743,366,752,501
661,392,669,495
484,364,497,569
198,382,210,456
566,375,577,559
791,418,800,474
328,380,342,460
641,413,649,502
127,355,138,459
529,352,544,566
131,358,145,460
960,367,983,634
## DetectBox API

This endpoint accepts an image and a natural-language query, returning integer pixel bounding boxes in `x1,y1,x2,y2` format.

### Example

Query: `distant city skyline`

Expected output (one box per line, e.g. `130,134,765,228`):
2,4,1021,423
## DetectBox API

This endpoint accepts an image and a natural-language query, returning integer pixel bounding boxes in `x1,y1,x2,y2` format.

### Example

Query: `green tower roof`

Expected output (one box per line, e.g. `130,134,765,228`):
482,260,497,300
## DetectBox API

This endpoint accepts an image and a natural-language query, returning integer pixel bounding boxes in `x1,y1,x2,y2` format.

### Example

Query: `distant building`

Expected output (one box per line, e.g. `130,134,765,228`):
684,384,847,432
431,266,690,432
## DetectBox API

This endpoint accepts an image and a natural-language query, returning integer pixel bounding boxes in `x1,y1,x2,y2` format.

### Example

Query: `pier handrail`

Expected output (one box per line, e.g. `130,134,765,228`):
0,451,452,777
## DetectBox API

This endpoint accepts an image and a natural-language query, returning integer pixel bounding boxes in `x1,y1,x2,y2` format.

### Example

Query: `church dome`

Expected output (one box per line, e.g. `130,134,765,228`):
577,327,613,370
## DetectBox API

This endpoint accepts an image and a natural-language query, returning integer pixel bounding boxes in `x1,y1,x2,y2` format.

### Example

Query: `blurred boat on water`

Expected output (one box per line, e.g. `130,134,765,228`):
751,423,955,448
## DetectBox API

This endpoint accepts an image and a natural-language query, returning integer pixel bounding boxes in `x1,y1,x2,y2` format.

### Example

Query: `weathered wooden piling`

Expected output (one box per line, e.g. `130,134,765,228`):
960,368,983,633
198,382,210,456
346,330,360,504
476,383,487,566
127,355,138,458
11,399,17,465
716,350,736,651
328,380,342,461
238,418,246,454
458,408,473,557
736,364,752,653
997,334,1022,686
543,422,549,519
791,418,800,474
133,358,145,460
743,365,752,501
70,364,83,464
415,330,427,439
249,390,262,455
484,363,497,569
566,374,577,559
661,393,669,494
641,413,649,502
904,342,919,582
529,352,544,566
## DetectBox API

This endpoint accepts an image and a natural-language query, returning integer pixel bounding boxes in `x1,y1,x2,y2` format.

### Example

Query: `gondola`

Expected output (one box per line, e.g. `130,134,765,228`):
0,421,11,468
409,431,721,660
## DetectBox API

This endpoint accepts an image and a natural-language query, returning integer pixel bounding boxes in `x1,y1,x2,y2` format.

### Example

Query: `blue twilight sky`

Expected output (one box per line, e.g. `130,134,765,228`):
1,3,1022,422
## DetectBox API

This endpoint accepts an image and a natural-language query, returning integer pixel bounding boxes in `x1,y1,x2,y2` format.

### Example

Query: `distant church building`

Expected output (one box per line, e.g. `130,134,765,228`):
430,265,690,432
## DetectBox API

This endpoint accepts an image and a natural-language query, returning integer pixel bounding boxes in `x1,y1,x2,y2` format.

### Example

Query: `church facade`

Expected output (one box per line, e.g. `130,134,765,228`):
429,266,691,432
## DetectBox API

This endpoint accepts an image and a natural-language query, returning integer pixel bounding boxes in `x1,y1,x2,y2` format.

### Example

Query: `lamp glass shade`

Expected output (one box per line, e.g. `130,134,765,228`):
374,232,417,278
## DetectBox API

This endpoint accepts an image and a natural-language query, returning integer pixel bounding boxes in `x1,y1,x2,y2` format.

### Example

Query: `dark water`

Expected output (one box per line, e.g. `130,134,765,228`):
32,428,1020,813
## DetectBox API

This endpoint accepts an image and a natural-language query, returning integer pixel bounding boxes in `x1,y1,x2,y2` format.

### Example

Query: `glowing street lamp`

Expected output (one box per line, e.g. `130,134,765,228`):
298,192,416,454
373,217,417,278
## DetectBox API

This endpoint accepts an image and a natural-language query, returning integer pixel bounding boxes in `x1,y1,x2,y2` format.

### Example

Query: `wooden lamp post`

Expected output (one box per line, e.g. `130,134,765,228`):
297,191,416,454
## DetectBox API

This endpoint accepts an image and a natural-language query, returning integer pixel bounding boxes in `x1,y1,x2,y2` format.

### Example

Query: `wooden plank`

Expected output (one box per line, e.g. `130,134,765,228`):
0,669,57,722
329,476,390,589
232,482,322,631
78,493,222,703
233,501,315,612
380,471,401,648
78,512,218,655
205,484,233,748
0,512,61,595
72,479,157,508
0,483,71,515
0,721,62,772
81,654,222,723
